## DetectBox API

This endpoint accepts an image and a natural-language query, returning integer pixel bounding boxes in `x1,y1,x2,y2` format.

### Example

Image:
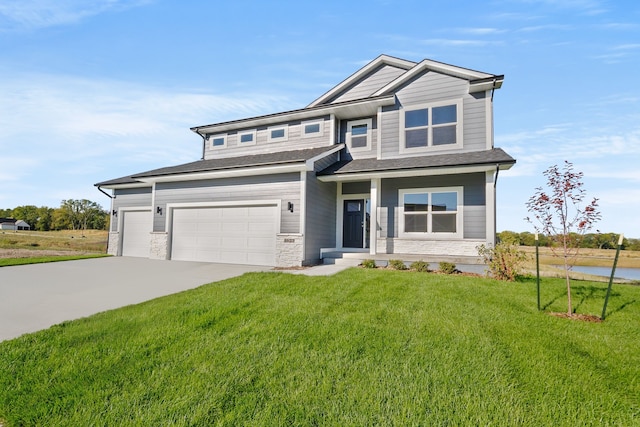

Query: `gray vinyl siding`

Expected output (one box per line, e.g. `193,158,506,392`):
153,173,301,233
379,173,486,239
463,92,487,151
304,173,336,262
396,71,468,105
380,71,488,158
203,116,332,160
380,104,400,158
328,64,407,104
111,187,152,231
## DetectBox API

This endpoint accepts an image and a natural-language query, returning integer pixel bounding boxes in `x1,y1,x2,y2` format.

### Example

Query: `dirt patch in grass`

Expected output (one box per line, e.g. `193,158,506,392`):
548,312,602,323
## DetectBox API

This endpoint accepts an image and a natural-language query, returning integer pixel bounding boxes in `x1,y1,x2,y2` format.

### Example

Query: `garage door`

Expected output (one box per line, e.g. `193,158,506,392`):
121,210,151,257
170,205,277,266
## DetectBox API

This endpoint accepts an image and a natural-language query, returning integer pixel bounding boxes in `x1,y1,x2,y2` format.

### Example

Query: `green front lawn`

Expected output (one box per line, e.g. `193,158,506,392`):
0,254,110,267
1,269,638,426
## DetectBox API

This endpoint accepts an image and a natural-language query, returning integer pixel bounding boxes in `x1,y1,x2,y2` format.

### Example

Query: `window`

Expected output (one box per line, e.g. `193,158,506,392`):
209,134,226,149
237,130,256,146
268,125,288,142
400,100,462,152
399,187,462,237
347,118,372,151
302,120,323,138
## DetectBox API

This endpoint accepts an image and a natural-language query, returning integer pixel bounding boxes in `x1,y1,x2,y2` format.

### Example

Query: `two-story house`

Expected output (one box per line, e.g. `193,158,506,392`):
95,54,515,267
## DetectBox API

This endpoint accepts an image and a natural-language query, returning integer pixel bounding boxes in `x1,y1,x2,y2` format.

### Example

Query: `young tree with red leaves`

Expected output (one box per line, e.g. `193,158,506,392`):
526,161,601,315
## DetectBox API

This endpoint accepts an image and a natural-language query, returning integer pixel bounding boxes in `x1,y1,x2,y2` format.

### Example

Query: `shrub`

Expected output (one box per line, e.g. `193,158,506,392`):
388,259,407,270
360,259,377,269
410,260,430,272
477,241,528,282
439,262,457,274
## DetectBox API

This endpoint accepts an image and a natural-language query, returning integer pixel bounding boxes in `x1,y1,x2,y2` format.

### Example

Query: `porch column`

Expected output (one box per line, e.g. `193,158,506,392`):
370,178,380,255
485,170,496,247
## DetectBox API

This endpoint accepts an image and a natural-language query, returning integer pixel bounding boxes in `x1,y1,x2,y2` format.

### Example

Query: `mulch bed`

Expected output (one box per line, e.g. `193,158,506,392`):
548,312,602,323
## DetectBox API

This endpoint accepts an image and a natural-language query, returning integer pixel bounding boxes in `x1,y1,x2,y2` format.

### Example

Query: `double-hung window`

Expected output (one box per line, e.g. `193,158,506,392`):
399,187,462,237
347,118,372,151
401,100,462,152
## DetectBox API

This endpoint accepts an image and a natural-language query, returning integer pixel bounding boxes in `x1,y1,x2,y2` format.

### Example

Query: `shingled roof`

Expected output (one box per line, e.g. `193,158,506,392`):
318,148,515,177
95,145,340,187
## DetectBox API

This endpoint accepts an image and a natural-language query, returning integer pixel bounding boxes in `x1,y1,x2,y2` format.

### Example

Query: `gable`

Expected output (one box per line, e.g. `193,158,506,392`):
321,64,408,105
395,70,469,106
307,54,415,107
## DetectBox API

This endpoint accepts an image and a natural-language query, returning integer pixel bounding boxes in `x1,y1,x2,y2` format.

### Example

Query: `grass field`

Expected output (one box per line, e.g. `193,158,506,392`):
521,245,640,268
0,254,109,267
1,269,638,426
0,230,108,253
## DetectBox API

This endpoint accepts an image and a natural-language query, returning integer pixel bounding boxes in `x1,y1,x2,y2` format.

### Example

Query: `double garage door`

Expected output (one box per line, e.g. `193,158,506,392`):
170,204,278,266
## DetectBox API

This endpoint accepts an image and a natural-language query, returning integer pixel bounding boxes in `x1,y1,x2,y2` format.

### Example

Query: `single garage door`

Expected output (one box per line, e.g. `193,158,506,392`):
170,205,277,266
121,210,151,257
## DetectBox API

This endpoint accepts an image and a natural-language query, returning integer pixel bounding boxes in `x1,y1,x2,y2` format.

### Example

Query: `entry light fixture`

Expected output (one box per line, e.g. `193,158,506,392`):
288,202,294,213
157,206,163,215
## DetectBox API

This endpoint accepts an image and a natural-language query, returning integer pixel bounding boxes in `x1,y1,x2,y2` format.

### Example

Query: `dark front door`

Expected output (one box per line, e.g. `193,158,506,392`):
343,199,364,248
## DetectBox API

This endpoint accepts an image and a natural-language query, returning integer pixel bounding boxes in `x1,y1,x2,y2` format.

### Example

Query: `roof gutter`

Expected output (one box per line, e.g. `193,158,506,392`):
96,185,114,199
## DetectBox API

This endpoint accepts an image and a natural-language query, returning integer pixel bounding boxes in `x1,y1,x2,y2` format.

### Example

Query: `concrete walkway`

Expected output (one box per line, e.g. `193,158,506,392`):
0,257,269,342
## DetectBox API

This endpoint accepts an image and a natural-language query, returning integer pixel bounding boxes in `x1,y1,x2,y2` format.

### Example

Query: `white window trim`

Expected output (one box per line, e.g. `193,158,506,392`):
398,186,463,239
267,125,288,143
209,134,227,150
346,118,372,152
399,99,463,154
237,129,257,146
301,119,324,138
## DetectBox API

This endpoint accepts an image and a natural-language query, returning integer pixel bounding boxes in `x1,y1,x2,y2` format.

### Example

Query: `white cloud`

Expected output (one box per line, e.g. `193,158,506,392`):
497,125,640,179
0,0,151,30
0,73,298,208
419,38,501,47
516,24,574,32
456,27,507,35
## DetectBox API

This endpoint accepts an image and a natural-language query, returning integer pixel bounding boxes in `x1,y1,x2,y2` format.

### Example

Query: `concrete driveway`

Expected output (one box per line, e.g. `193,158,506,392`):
0,257,270,342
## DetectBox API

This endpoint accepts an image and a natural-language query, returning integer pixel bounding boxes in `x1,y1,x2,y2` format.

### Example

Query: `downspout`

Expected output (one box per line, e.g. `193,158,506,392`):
490,78,497,102
193,129,207,160
493,164,499,244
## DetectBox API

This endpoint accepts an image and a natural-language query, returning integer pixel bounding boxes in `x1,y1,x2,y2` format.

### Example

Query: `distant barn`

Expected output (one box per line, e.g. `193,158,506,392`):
0,218,31,231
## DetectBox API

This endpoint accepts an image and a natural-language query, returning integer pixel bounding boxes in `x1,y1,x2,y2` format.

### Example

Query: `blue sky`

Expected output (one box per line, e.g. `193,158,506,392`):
1,0,638,237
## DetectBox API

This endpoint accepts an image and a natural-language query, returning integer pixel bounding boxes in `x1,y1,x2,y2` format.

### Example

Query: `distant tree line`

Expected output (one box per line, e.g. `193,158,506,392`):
0,199,109,231
498,231,640,251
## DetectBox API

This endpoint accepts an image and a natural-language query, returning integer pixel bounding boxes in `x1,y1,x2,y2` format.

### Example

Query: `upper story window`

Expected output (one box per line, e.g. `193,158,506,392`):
400,100,462,153
302,119,324,138
268,125,288,143
209,134,226,150
399,187,462,238
238,130,257,146
347,118,372,151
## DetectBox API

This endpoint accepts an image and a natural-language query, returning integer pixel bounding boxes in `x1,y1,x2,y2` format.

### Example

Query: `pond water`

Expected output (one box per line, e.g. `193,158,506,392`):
563,266,640,281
